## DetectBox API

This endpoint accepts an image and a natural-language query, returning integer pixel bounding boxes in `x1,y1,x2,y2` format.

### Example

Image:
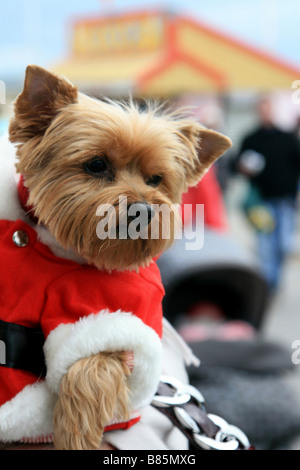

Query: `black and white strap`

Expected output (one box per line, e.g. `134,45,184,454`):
152,375,253,450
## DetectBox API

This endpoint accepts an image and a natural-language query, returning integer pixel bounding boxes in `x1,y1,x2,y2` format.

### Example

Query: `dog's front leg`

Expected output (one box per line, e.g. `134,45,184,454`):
53,351,131,450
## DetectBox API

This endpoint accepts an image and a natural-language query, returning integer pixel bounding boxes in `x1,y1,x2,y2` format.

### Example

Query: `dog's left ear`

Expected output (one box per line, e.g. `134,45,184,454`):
176,121,232,187
9,65,78,143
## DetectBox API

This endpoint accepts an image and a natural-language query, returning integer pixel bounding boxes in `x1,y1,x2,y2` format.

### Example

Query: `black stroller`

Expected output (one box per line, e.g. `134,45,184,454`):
158,228,300,450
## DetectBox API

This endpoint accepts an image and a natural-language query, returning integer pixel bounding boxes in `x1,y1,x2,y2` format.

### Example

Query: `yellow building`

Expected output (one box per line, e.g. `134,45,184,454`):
54,9,300,97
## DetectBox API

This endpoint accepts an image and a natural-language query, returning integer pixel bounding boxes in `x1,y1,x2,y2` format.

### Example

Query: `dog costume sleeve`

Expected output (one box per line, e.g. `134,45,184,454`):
42,263,164,414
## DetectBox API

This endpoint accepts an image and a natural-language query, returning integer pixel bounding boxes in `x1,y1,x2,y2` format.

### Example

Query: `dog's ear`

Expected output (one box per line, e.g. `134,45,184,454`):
9,65,78,143
176,121,232,187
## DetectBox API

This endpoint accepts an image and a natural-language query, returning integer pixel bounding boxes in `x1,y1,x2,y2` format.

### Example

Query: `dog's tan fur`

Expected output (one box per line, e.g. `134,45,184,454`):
53,351,131,450
9,65,231,449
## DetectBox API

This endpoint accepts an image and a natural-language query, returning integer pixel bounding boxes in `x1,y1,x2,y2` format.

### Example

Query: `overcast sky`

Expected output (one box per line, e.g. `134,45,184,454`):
0,0,299,82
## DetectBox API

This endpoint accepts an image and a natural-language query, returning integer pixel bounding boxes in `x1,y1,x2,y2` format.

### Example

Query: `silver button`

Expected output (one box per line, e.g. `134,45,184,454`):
12,230,29,247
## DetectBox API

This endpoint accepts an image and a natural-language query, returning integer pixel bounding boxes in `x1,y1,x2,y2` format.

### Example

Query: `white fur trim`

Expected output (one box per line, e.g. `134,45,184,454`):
36,225,86,264
0,381,56,442
0,133,29,223
44,310,162,411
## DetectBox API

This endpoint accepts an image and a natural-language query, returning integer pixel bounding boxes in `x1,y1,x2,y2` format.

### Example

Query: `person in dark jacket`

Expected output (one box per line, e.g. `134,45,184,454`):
237,96,300,291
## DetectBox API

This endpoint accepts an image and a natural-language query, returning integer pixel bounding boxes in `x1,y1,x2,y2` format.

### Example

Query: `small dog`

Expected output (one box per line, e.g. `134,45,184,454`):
0,65,231,449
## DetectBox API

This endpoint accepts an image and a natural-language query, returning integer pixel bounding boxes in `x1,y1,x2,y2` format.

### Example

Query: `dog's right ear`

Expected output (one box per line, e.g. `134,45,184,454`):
9,65,78,143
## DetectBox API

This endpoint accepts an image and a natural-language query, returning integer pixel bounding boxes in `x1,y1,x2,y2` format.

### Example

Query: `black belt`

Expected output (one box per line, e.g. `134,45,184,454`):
0,319,46,377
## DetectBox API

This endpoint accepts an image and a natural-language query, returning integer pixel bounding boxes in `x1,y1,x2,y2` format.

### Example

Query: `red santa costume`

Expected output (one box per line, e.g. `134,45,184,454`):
0,134,164,443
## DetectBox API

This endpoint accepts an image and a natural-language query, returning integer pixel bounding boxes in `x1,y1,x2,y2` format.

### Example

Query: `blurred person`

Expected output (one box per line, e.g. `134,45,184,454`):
237,96,300,292
197,103,233,192
190,100,232,191
180,101,229,233
181,164,228,233
293,116,300,200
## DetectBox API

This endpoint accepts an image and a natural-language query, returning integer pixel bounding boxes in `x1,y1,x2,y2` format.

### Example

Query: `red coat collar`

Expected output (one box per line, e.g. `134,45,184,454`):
17,175,39,224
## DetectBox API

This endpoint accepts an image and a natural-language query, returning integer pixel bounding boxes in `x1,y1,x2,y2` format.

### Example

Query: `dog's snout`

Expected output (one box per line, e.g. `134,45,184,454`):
128,202,155,225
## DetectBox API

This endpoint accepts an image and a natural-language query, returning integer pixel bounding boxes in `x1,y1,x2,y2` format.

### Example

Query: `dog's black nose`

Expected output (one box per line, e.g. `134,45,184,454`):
128,202,155,225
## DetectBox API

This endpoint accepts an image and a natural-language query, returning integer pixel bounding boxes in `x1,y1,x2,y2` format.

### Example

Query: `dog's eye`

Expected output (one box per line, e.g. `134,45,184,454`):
146,174,163,187
84,158,107,176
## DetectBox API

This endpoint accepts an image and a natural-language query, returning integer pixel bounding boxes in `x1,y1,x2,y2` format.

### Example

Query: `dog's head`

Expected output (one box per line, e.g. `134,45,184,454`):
9,65,231,271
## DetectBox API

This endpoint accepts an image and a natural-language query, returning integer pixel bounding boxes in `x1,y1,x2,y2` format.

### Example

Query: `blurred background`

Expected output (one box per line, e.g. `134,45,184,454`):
1,0,300,450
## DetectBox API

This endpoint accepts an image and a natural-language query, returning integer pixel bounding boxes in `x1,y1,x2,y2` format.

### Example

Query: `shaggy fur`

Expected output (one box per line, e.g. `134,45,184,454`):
8,65,232,450
53,352,130,450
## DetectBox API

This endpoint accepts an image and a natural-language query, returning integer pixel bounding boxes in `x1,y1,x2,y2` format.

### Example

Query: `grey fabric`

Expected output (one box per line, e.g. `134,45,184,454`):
187,340,300,450
188,339,294,374
188,365,300,450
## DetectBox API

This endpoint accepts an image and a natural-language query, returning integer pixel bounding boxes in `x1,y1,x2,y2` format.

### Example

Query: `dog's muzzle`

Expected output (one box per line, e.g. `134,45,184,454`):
128,202,155,226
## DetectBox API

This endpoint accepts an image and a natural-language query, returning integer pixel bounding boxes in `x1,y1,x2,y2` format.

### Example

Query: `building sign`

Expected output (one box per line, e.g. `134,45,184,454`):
73,13,166,57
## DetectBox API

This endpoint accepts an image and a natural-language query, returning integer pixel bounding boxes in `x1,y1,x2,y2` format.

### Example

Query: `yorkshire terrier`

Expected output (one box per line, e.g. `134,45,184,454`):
0,65,231,450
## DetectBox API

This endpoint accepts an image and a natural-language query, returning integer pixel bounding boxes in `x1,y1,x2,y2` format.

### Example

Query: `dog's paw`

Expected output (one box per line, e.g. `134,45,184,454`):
53,351,131,450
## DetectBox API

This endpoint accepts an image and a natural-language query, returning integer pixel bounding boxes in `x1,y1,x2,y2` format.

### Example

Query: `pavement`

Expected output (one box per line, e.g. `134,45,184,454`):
226,176,300,449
